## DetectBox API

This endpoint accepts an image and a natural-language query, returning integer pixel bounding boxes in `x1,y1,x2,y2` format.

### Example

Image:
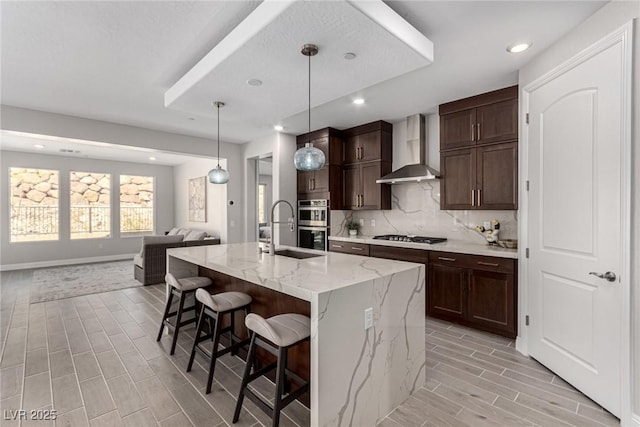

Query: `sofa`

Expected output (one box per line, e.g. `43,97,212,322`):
133,228,220,285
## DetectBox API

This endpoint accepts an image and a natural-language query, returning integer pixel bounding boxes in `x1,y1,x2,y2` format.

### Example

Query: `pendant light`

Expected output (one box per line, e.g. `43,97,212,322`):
294,44,326,171
208,101,230,184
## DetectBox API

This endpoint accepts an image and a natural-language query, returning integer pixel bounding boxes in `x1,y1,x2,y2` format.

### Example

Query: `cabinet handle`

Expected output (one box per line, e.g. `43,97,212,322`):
308,179,312,191
477,189,481,206
477,123,481,141
331,244,343,248
477,261,500,267
471,190,475,207
351,247,363,251
360,194,364,207
313,178,316,190
360,146,363,159
437,256,456,262
471,124,476,142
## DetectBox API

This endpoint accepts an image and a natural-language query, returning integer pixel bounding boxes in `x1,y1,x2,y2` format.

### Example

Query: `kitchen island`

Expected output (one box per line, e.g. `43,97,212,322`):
166,242,425,427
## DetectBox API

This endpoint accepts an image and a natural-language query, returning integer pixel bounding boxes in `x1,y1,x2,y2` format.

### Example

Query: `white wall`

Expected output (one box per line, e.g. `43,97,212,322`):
242,132,296,246
518,2,639,423
173,158,228,242
258,174,273,223
0,150,174,269
0,105,245,244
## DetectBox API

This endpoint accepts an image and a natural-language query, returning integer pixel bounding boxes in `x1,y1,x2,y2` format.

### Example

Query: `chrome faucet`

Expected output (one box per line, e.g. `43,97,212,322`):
269,200,295,255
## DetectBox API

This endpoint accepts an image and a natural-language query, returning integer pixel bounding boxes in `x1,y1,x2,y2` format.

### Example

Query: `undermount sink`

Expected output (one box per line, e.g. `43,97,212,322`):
274,249,324,259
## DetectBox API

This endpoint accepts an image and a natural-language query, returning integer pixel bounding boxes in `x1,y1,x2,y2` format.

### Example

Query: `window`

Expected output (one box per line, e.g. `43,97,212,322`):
9,167,59,242
120,175,154,236
70,171,111,239
258,184,266,223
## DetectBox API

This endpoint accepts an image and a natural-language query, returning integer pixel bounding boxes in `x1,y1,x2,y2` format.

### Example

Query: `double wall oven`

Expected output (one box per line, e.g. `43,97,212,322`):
297,200,328,251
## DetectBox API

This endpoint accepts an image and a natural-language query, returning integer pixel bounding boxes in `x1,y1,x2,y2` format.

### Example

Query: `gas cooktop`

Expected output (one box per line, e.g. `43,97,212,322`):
372,235,447,244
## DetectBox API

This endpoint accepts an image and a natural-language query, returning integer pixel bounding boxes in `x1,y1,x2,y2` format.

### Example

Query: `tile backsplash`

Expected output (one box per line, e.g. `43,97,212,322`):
331,181,517,245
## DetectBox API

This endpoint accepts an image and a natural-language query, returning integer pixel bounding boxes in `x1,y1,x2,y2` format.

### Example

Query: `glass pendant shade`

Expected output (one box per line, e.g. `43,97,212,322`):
294,143,325,171
208,101,229,184
208,165,229,184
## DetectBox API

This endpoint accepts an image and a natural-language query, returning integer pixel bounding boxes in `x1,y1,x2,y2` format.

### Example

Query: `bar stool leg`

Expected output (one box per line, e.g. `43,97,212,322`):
230,310,237,356
187,305,206,372
272,346,288,427
233,332,257,423
205,312,223,394
156,290,174,341
170,290,186,355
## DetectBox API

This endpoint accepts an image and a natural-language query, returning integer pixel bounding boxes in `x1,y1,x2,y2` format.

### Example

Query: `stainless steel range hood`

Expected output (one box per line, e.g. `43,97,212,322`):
376,114,440,184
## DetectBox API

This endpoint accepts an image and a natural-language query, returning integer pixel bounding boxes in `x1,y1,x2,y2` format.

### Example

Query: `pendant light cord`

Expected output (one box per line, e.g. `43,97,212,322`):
308,52,311,142
217,103,221,168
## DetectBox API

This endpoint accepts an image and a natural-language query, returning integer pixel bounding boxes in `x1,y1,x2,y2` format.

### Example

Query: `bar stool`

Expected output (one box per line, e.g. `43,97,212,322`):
188,288,252,394
157,273,212,355
233,313,310,427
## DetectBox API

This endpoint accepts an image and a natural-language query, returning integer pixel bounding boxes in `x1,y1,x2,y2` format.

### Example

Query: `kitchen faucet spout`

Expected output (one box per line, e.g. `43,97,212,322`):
269,200,295,255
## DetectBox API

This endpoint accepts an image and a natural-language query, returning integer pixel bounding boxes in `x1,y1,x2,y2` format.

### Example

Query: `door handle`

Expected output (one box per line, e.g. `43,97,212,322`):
589,271,617,282
471,124,475,142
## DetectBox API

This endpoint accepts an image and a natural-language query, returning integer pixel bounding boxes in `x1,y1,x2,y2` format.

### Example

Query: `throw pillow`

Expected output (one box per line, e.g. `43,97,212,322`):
185,230,207,241
167,227,180,236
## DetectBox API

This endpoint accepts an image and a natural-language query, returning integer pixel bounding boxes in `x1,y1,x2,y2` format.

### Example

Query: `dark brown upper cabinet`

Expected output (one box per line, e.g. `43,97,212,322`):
440,86,518,151
296,128,344,209
439,86,518,210
341,121,392,210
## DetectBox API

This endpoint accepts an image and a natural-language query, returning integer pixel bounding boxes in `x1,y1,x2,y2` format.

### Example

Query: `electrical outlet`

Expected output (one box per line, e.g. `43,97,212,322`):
370,219,375,227
364,307,373,330
359,219,364,226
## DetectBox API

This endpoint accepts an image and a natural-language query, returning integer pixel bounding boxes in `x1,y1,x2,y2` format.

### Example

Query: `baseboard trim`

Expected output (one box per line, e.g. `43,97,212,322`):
0,254,136,271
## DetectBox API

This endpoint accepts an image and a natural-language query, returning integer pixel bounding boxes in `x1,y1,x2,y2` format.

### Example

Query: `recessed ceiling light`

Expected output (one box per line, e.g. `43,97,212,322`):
247,78,263,87
507,43,532,53
34,144,45,149
344,52,356,60
149,156,156,161
274,125,284,132
353,98,365,105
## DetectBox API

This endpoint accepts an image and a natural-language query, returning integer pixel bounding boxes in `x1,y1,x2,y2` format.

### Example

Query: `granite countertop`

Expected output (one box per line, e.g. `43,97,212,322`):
328,235,518,259
167,242,424,302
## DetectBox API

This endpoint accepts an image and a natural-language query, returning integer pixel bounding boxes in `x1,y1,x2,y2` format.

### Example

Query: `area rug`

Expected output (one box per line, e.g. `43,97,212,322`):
30,260,141,303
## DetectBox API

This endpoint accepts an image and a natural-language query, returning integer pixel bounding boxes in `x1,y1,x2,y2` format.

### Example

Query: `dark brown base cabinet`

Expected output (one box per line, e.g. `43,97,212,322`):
328,243,517,338
428,251,517,338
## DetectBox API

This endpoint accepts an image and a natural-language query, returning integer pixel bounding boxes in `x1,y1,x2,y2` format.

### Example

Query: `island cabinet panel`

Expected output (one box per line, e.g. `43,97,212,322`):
439,85,518,210
428,251,517,338
328,241,370,256
296,127,344,210
197,267,311,405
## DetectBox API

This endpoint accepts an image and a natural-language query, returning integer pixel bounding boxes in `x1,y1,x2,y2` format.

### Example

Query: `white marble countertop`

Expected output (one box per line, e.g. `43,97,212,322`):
328,235,518,259
167,242,424,302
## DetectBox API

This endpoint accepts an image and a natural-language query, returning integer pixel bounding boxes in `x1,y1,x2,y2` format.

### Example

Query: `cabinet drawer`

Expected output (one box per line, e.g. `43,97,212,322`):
429,251,514,274
328,241,370,256
370,245,427,264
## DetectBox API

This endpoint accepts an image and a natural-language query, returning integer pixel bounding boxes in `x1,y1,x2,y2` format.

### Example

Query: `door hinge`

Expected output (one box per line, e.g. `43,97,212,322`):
525,248,530,258
525,113,529,124
525,315,530,326
526,180,529,191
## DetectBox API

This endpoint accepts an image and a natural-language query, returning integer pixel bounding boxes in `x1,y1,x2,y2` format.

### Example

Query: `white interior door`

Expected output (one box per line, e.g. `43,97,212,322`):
527,37,625,416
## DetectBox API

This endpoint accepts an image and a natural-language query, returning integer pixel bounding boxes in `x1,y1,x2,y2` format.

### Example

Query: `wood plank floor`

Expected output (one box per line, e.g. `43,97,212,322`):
0,267,620,427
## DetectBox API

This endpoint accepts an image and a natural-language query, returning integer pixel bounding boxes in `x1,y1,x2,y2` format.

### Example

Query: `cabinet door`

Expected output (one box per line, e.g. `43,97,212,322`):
357,132,382,162
343,164,360,209
360,162,382,210
441,149,476,210
428,264,466,321
343,136,359,164
476,98,518,145
311,166,329,193
468,270,515,337
477,142,517,210
440,109,476,150
297,170,314,195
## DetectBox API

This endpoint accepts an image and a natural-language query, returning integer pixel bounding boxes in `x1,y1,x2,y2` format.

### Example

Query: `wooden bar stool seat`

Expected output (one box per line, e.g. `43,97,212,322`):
156,273,212,355
188,288,252,394
233,313,310,427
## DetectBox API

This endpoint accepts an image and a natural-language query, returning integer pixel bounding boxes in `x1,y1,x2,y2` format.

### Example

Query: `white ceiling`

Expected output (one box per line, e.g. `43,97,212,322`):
1,1,606,147
0,130,206,166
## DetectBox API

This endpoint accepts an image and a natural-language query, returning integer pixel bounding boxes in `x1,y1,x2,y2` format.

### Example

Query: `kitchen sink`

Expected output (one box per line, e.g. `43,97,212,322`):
274,249,324,259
